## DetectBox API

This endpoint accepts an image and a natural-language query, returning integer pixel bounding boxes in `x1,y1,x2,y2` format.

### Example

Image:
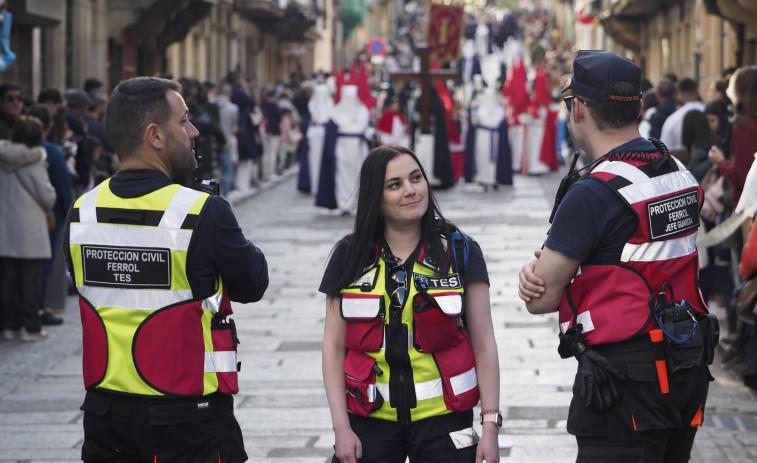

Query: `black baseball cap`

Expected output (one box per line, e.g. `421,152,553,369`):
561,50,642,102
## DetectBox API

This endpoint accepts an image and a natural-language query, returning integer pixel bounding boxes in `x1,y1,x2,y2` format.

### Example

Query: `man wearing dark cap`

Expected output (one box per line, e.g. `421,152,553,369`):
517,50,715,462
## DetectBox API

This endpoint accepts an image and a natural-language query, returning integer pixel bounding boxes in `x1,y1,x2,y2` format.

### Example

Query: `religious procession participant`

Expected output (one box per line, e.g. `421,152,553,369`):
518,50,715,463
315,85,372,215
376,96,409,147
464,86,512,189
320,144,501,463
297,82,333,195
65,77,269,462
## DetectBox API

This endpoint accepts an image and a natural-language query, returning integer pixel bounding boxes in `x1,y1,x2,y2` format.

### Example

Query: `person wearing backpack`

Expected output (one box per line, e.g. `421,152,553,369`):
320,144,500,463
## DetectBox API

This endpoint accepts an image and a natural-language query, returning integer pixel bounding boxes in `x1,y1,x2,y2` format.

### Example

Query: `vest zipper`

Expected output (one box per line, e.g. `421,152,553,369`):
385,288,415,424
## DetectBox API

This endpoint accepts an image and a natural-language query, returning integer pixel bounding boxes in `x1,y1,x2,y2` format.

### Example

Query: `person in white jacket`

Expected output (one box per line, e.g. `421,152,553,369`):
0,115,56,341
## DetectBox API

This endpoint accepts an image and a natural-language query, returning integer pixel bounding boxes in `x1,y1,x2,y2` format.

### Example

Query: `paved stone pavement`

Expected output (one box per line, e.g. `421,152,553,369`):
2,170,757,462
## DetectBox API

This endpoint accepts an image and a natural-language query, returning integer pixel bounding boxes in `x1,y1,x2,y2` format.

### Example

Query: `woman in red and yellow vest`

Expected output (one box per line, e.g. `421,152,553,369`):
320,145,501,463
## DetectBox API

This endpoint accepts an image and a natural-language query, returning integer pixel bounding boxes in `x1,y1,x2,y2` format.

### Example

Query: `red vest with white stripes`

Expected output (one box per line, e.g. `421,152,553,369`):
558,152,707,345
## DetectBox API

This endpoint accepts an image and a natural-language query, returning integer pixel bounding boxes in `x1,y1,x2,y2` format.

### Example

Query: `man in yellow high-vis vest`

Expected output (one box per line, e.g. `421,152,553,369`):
64,76,268,463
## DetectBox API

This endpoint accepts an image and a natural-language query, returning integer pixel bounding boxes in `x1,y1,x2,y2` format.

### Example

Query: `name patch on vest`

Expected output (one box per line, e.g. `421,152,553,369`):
414,273,462,290
647,190,700,240
82,245,171,288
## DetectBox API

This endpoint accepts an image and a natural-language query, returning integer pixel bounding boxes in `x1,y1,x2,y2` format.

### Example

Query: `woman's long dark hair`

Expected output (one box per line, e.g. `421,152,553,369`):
326,145,449,298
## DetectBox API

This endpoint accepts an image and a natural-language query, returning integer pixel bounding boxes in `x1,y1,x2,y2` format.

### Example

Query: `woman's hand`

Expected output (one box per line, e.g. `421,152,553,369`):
333,426,363,463
476,423,500,463
518,250,545,302
708,145,725,166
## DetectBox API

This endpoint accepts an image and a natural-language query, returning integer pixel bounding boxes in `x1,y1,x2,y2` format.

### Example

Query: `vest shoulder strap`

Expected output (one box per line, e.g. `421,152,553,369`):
436,218,469,276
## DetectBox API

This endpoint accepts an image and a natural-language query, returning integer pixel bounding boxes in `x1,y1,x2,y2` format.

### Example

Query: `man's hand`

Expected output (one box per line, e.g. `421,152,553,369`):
333,426,363,463
518,250,545,302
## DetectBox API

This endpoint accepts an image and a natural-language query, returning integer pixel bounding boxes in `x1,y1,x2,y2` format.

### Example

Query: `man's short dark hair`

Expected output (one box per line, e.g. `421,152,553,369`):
0,82,22,100
105,77,181,160
579,81,641,131
27,104,51,129
677,77,699,96
83,78,104,95
656,80,676,100
37,88,63,104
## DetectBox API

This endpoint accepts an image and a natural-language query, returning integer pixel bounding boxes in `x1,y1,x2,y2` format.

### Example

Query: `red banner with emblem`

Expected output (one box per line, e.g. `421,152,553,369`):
427,3,464,64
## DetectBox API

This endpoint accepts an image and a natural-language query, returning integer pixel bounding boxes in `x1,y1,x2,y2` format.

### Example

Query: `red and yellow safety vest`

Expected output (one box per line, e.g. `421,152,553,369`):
340,244,479,422
559,154,708,345
68,179,239,397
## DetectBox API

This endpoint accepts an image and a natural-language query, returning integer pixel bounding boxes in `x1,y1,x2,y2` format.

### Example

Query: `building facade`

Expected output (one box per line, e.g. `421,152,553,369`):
0,0,328,98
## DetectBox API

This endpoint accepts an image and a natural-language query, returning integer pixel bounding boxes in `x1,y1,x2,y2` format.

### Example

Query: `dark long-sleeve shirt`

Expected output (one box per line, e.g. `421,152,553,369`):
64,169,268,303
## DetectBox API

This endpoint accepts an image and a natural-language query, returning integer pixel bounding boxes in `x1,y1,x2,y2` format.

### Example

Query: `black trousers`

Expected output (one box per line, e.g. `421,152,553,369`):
333,410,478,463
80,390,247,463
568,346,711,463
0,257,43,333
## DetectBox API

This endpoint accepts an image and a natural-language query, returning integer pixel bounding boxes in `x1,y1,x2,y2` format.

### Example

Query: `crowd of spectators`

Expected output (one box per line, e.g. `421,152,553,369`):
0,71,316,341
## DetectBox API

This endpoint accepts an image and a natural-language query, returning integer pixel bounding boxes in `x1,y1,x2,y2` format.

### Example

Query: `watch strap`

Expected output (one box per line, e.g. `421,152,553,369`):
480,411,502,427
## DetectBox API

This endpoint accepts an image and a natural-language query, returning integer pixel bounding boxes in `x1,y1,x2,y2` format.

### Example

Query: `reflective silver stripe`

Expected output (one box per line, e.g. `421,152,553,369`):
375,377,443,402
204,351,237,373
450,366,478,395
70,223,194,250
576,311,595,333
593,159,699,205
434,293,462,316
342,295,381,318
618,170,699,205
593,160,648,183
381,330,413,350
449,426,479,449
78,183,103,224
77,285,194,310
159,189,203,229
203,292,223,313
367,384,377,402
621,233,697,262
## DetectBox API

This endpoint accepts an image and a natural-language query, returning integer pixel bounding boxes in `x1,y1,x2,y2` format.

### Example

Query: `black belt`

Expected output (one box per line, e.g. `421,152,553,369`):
593,334,653,357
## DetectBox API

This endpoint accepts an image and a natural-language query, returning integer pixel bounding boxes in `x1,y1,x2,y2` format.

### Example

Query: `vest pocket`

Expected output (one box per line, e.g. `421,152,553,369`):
344,350,384,417
413,291,462,353
341,294,384,352
210,316,240,394
433,330,479,412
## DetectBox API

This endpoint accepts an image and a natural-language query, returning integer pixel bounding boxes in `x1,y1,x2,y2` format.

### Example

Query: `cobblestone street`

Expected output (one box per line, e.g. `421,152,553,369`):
1,170,757,462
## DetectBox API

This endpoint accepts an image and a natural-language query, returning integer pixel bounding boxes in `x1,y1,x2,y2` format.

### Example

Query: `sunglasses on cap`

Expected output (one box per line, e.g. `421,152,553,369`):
563,95,592,114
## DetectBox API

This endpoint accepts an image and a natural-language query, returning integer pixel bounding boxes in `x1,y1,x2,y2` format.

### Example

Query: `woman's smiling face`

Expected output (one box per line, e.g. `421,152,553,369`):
380,153,429,227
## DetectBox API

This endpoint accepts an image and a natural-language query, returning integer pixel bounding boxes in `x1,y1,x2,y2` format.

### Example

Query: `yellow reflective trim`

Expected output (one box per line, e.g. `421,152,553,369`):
69,245,84,286
98,307,161,396
96,183,183,211
201,310,219,395
188,193,207,215
171,250,190,290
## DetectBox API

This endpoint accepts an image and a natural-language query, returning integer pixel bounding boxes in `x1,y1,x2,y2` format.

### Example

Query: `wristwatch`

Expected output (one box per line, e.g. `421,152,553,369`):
480,410,503,427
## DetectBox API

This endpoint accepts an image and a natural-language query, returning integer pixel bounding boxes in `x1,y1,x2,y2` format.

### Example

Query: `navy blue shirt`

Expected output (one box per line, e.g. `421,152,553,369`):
545,138,656,263
64,169,268,303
